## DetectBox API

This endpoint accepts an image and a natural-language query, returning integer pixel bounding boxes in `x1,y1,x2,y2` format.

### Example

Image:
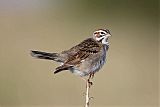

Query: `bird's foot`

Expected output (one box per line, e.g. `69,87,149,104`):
87,78,93,88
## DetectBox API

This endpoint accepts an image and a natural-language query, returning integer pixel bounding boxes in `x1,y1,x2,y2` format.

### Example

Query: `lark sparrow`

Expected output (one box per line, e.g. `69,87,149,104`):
31,29,111,77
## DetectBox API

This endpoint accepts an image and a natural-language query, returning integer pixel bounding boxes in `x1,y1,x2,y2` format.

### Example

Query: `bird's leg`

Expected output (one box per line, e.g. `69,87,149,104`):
87,73,94,87
80,74,93,86
91,73,94,79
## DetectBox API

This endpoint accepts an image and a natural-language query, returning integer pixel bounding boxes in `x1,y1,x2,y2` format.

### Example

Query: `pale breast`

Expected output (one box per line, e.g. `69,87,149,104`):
70,44,109,77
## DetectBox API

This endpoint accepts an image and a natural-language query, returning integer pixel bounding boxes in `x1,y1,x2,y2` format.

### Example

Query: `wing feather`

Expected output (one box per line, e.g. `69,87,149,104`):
63,38,102,66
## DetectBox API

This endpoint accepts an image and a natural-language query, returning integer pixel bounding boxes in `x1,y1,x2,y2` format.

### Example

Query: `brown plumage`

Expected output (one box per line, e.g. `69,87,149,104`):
31,29,111,76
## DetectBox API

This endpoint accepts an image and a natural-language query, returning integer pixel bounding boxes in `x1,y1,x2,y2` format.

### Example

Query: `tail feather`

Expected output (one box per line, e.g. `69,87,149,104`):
54,65,72,74
31,50,59,61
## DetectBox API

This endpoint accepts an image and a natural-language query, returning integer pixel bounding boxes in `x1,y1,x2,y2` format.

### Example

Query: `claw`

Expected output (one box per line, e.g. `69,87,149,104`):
87,79,93,88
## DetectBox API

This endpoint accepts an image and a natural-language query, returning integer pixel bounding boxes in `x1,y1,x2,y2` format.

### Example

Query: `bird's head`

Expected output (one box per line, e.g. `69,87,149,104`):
93,29,111,45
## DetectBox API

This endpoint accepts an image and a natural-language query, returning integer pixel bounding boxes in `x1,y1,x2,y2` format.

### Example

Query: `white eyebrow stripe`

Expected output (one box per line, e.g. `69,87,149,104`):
96,30,107,34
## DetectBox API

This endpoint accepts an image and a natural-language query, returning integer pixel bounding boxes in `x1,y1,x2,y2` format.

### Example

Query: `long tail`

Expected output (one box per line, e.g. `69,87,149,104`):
30,50,61,62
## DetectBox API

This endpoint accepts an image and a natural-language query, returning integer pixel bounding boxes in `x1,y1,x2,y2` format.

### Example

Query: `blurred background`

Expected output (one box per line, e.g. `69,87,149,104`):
0,0,159,107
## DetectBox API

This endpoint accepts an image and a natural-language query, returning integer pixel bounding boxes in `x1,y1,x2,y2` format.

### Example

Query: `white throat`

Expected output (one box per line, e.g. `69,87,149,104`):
96,36,109,45
102,37,109,45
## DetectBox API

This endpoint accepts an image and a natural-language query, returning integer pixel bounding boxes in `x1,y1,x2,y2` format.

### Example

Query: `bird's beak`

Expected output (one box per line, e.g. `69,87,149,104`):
107,33,112,37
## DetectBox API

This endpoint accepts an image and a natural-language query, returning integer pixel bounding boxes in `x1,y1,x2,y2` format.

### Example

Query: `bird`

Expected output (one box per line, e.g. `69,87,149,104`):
31,29,111,78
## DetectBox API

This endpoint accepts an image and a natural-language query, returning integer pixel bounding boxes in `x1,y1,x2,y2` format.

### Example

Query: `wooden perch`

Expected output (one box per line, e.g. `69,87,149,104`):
85,74,93,107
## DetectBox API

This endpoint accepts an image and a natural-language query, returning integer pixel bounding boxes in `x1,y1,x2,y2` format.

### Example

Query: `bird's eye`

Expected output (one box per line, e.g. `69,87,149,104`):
100,32,105,35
